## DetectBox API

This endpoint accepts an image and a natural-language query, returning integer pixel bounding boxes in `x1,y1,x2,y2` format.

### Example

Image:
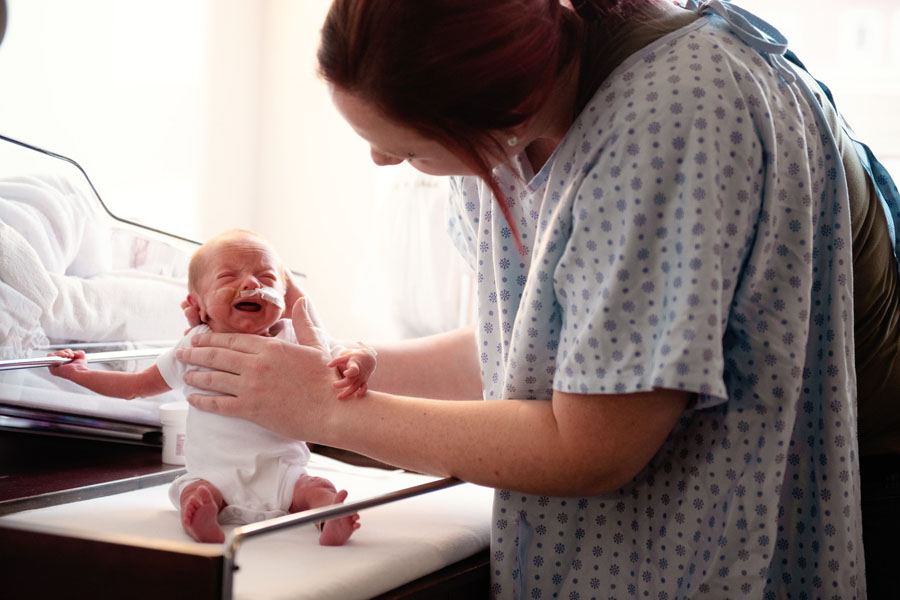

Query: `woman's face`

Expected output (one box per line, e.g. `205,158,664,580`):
331,87,475,176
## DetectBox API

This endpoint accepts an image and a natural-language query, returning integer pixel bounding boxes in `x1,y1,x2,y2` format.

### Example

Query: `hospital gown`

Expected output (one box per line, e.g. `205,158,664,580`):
448,5,864,599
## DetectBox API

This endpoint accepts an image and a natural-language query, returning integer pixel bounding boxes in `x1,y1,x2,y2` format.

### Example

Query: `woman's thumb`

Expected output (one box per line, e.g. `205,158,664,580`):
291,297,328,350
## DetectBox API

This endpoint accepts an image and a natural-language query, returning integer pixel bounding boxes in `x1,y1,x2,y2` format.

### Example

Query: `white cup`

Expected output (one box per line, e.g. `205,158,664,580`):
159,401,189,465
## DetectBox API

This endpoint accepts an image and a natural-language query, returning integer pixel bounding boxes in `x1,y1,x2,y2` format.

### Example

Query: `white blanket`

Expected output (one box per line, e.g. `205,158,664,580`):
0,454,494,600
0,172,192,425
0,221,52,355
0,174,188,356
0,174,111,277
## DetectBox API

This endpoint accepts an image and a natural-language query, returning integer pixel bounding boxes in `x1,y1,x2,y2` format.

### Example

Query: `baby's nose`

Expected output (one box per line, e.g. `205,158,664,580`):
240,276,262,290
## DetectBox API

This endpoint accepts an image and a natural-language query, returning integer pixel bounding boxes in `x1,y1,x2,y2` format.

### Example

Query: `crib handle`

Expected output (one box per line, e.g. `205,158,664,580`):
0,348,169,371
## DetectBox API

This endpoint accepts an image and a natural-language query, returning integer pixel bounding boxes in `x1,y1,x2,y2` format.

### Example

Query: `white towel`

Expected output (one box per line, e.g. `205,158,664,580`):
0,174,111,278
0,173,189,352
0,220,55,356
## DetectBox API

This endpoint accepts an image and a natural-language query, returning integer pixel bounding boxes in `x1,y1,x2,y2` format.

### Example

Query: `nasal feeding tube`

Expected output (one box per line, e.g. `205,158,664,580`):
212,286,287,310
235,287,286,310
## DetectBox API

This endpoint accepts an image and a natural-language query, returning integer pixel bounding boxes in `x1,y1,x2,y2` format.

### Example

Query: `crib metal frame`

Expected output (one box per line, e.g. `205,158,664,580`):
0,132,202,247
0,348,168,371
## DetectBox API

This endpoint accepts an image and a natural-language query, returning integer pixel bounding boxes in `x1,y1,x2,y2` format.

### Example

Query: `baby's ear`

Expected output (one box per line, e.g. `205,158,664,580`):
187,292,208,323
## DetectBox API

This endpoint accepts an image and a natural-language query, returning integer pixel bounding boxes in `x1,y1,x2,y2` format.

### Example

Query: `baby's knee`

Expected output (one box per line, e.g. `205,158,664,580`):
179,479,223,505
297,474,337,493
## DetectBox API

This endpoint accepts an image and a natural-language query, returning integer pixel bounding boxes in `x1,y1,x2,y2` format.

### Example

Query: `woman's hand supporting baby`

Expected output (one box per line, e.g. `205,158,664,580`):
177,297,345,441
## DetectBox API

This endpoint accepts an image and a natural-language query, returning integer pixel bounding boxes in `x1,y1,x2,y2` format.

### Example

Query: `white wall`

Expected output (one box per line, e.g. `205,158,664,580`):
1,0,898,342
0,0,208,238
248,0,392,338
0,0,403,340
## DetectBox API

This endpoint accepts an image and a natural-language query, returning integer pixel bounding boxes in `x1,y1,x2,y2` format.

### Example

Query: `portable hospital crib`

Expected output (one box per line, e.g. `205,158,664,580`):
0,134,492,599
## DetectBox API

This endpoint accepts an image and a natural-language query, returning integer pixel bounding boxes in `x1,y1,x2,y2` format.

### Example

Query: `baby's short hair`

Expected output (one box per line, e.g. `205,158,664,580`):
188,228,285,293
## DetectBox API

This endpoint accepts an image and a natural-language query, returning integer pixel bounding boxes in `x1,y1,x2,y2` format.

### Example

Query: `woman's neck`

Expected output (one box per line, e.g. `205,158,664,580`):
524,1,699,174
523,56,581,173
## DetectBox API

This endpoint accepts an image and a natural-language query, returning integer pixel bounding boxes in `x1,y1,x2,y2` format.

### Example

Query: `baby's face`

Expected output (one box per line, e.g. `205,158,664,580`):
192,238,286,335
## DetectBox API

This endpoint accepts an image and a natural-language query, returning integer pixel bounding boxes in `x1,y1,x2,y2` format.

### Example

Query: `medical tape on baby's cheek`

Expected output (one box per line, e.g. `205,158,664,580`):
213,287,240,303
210,286,286,310
237,287,286,310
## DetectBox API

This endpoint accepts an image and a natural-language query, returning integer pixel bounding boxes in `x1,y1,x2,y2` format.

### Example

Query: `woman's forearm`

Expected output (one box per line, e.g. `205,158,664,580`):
176,316,686,497
315,387,688,497
365,324,483,399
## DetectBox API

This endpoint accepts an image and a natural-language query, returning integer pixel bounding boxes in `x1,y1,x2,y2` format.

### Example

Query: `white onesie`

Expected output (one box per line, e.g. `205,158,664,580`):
158,320,312,524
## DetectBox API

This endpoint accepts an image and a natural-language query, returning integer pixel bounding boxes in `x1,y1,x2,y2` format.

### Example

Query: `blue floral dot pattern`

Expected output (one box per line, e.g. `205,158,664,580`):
447,12,863,600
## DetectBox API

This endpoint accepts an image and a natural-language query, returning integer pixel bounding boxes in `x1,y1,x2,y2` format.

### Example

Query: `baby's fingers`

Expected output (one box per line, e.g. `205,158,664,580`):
336,381,365,400
327,355,349,369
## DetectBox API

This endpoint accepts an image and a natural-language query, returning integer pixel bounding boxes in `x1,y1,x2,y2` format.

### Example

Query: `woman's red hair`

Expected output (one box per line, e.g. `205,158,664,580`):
318,0,642,254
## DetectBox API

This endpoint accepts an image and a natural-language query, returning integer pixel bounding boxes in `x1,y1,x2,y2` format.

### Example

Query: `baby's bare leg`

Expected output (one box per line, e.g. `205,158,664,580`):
180,480,226,543
290,475,360,546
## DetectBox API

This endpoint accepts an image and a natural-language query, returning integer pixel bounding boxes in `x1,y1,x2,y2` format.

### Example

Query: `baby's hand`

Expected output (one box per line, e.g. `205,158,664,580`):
327,347,377,399
47,349,88,380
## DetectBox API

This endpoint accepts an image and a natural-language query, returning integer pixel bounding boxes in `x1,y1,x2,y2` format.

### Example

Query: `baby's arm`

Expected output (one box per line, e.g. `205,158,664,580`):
48,349,172,399
327,345,377,399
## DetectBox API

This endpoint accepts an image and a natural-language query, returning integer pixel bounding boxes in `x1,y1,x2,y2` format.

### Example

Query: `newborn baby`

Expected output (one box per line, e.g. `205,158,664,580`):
50,229,376,544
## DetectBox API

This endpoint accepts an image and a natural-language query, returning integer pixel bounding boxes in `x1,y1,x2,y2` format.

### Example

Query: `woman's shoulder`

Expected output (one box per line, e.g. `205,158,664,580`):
583,15,777,116
567,16,780,166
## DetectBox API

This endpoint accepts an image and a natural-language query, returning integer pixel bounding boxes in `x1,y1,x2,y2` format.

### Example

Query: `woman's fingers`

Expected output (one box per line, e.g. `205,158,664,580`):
183,366,243,395
291,298,330,351
191,331,265,353
283,273,303,319
186,392,244,418
178,332,267,374
177,346,242,375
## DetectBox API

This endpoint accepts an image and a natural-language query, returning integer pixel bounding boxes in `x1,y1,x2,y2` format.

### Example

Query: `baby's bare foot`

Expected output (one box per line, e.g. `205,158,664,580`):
318,489,360,546
182,485,224,543
319,512,360,546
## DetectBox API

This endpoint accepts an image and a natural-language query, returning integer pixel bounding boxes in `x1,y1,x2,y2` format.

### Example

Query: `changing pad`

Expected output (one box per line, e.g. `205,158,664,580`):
0,453,493,599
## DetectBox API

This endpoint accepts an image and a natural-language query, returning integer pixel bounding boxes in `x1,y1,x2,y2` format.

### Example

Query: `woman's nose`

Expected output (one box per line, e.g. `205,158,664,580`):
370,148,403,167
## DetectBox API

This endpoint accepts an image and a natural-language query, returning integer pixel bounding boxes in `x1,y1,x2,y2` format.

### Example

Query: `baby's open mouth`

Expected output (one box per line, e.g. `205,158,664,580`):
233,288,285,311
234,300,262,312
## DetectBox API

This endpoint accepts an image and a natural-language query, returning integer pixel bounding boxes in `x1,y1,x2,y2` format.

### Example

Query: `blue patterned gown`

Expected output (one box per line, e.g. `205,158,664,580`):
447,3,864,598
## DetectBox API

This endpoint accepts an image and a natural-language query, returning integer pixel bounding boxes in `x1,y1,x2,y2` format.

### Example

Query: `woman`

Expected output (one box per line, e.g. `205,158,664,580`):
180,1,873,597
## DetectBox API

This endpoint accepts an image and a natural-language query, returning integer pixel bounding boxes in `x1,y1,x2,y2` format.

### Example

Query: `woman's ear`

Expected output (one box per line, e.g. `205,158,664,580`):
497,117,534,156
